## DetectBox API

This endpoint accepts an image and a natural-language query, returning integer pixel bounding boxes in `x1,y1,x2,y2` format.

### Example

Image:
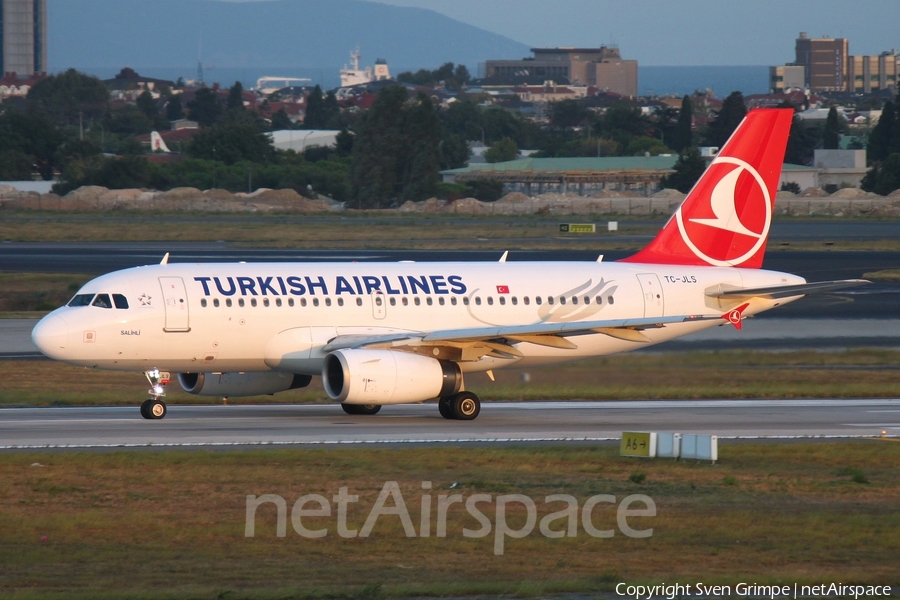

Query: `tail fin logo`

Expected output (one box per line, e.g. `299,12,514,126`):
674,156,772,267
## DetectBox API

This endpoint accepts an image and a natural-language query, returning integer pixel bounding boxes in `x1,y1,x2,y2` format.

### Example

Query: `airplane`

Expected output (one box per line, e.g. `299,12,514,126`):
32,108,868,421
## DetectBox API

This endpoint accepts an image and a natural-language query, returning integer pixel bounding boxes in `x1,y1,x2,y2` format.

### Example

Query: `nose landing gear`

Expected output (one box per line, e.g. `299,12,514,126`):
141,369,169,420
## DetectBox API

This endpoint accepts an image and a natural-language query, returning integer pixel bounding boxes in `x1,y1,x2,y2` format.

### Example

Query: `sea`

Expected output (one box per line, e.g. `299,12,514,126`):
84,65,771,98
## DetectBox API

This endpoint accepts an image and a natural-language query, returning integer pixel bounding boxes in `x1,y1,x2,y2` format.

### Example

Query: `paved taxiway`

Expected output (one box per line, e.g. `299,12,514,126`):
2,399,897,450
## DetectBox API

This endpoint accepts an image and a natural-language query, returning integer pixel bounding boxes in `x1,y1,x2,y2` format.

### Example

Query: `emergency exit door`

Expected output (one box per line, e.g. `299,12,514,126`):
159,277,190,332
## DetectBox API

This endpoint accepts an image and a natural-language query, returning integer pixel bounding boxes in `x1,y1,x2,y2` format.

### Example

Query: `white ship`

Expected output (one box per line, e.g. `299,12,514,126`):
339,46,390,87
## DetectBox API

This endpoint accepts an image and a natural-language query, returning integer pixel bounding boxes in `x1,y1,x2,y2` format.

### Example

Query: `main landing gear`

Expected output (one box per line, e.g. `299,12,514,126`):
341,403,382,415
438,391,481,420
141,368,169,420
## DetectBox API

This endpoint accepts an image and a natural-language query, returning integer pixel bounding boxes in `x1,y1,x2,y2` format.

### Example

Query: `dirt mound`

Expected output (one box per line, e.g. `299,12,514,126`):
202,188,236,200
830,187,871,198
888,188,900,197
444,197,492,214
590,189,633,198
651,188,685,198
798,187,828,197
497,192,532,203
159,187,203,201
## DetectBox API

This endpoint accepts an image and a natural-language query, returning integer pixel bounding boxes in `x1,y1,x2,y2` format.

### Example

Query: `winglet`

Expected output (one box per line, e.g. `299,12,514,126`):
723,302,750,330
160,253,170,266
499,251,509,263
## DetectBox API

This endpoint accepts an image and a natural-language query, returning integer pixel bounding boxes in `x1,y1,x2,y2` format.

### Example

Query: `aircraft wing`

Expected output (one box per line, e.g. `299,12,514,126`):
707,279,870,300
322,313,720,358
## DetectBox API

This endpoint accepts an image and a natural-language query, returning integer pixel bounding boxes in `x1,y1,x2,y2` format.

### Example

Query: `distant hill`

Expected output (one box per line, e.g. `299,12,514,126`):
48,0,530,79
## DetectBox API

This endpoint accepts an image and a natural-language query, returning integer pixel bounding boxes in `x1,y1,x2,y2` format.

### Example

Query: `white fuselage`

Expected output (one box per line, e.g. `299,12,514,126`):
33,261,805,375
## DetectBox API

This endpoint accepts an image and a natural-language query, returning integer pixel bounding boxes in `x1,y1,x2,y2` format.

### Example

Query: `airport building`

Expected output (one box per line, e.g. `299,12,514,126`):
794,32,848,93
0,0,47,77
847,52,899,94
483,46,638,97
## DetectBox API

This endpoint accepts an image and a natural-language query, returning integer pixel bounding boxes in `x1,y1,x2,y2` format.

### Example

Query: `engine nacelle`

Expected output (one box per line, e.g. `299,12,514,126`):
177,372,311,397
322,349,461,405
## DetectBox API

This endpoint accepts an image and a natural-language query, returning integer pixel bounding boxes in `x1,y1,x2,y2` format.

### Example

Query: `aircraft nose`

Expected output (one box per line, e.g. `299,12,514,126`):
32,314,68,359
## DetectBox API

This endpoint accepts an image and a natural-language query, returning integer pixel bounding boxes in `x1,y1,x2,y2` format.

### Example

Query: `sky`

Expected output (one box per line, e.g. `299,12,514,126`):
223,0,899,66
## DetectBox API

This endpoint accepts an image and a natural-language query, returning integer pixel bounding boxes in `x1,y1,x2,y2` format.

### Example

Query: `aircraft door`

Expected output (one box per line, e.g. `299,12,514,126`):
159,277,190,332
636,273,664,318
372,291,386,320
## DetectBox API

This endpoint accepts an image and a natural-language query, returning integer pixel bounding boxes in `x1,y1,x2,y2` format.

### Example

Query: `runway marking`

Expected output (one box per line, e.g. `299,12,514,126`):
2,434,896,451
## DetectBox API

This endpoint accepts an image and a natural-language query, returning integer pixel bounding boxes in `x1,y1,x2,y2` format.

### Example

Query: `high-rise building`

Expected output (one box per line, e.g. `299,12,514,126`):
794,32,848,92
484,46,638,97
0,0,47,77
848,51,898,94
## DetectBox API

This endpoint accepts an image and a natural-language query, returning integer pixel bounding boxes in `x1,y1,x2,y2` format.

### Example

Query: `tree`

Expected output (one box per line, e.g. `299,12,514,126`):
187,88,223,127
441,99,483,142
861,153,900,195
671,95,693,152
660,147,706,192
595,102,648,151
136,90,168,130
0,109,63,180
270,108,293,130
548,99,590,128
322,91,341,127
335,128,354,157
822,106,841,149
704,91,746,147
440,134,470,169
303,85,326,129
0,150,34,180
868,100,896,163
484,137,518,163
399,93,442,200
784,114,821,165
26,69,110,128
352,85,409,207
166,94,184,122
227,81,245,113
187,119,275,165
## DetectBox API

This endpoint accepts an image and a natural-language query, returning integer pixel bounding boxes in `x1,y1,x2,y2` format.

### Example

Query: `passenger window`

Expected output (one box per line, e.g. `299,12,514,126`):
560,297,566,305
535,297,542,305
608,296,615,305
92,294,112,309
68,294,94,307
438,297,445,306
426,297,433,306
475,297,482,306
251,298,258,308
356,298,363,306
511,297,518,305
325,298,332,307
214,298,220,308
402,297,409,306
524,297,530,305
584,296,590,304
547,297,554,305
288,298,295,307
201,298,208,308
338,298,344,307
451,297,457,306
414,297,421,306
595,296,602,305
301,298,307,307
487,297,494,306
390,297,397,306
226,298,232,307
276,298,282,307
499,297,506,305
313,298,319,307
463,297,470,306
113,294,129,309
571,297,577,305
262,298,269,307
239,299,245,307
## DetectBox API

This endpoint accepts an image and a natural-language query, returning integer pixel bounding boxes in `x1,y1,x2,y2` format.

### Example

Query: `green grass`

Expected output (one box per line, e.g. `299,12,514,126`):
0,443,898,597
3,348,900,408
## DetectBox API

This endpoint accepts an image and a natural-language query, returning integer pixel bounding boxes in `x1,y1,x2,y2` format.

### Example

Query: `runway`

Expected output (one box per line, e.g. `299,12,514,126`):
2,399,897,450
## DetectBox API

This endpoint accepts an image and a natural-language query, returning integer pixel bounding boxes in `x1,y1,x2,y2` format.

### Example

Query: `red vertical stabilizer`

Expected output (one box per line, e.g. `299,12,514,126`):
622,108,794,268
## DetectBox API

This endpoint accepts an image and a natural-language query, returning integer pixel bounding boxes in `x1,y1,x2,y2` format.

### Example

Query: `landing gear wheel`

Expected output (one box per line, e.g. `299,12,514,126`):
438,396,454,419
147,399,167,420
341,403,382,415
140,399,152,420
448,392,481,421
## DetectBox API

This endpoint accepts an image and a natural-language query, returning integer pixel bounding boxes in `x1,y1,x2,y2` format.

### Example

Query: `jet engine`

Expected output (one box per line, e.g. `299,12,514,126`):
177,372,311,397
322,349,461,405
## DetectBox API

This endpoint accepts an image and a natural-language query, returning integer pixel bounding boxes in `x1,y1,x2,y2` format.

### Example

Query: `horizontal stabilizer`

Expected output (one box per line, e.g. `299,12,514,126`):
707,279,870,299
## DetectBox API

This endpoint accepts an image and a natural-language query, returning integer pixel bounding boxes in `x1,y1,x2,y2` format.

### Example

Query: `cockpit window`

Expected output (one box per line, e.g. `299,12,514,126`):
113,294,129,309
68,294,94,307
92,294,113,309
